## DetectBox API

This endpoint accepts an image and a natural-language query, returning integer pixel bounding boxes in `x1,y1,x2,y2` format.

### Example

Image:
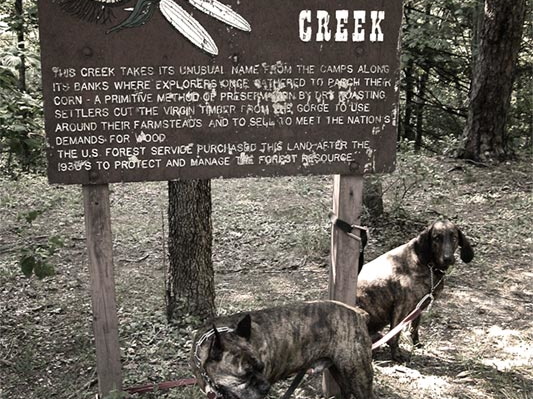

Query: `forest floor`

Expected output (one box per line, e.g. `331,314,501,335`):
0,152,532,399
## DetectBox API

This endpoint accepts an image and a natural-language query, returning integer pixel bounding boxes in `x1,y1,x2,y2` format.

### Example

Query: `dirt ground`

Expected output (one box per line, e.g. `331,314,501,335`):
0,152,531,399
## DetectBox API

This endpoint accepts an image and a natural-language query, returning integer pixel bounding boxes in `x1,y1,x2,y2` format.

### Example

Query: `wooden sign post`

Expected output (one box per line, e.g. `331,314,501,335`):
329,175,364,305
83,185,122,396
324,175,364,396
36,0,403,396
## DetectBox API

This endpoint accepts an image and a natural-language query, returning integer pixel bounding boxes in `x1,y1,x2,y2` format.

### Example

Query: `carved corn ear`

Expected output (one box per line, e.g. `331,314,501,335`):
159,0,219,55
458,229,474,263
189,0,251,32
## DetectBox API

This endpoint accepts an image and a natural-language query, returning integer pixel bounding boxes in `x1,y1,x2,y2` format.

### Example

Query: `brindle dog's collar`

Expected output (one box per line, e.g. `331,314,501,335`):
194,326,234,399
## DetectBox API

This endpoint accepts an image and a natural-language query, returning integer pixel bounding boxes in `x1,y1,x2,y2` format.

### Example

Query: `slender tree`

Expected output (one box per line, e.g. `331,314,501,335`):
413,3,432,153
14,0,26,92
414,64,429,152
403,57,416,142
166,180,216,323
462,0,527,160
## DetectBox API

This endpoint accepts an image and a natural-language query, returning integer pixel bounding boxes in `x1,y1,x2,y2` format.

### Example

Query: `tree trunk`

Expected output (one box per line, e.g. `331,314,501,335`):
166,179,215,323
15,0,26,92
462,0,526,161
402,3,415,142
471,0,485,72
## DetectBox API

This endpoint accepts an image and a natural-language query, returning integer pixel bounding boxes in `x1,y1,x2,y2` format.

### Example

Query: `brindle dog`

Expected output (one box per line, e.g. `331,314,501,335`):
357,219,474,361
190,300,376,399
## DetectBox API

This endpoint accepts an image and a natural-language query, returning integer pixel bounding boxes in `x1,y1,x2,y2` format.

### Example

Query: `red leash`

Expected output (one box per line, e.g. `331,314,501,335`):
371,293,434,350
125,377,197,395
125,369,319,397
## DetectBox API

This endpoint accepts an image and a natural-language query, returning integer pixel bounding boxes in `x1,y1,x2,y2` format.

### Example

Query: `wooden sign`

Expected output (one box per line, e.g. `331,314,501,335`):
39,0,402,184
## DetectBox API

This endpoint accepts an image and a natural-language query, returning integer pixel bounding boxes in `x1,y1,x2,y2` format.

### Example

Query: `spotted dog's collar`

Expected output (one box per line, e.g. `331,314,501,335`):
428,263,446,294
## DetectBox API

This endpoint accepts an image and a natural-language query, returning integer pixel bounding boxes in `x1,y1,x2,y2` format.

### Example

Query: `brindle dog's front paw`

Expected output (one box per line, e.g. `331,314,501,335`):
390,347,411,363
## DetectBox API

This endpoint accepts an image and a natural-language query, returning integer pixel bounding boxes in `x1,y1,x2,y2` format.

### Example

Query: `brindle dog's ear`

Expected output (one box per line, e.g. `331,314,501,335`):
458,229,474,263
235,314,252,341
414,226,433,265
209,326,224,361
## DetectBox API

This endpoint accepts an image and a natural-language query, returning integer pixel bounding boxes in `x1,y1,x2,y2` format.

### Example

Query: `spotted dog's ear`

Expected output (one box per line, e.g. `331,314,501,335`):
235,314,252,341
208,326,224,361
458,229,474,263
414,225,433,265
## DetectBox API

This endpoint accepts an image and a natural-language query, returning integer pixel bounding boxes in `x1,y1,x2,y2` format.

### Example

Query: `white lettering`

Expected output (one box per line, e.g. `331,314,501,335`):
316,10,332,42
370,11,385,42
353,11,366,42
297,10,386,42
335,10,349,42
299,10,312,42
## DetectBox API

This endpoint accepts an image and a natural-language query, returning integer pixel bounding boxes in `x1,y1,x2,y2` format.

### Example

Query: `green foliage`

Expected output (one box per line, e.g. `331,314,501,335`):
15,208,64,278
0,0,45,175
401,0,475,146
0,88,45,173
400,0,531,155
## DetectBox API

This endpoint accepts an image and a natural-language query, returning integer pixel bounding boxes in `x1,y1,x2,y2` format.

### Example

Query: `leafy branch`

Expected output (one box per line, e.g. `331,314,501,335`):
16,209,64,278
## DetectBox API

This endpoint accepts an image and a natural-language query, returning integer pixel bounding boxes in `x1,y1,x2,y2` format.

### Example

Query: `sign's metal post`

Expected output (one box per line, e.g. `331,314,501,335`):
83,184,122,396
323,174,364,396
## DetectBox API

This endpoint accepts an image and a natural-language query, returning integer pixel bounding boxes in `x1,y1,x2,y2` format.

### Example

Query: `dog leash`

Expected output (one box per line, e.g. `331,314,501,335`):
371,293,433,350
125,377,197,395
371,267,445,351
125,327,233,398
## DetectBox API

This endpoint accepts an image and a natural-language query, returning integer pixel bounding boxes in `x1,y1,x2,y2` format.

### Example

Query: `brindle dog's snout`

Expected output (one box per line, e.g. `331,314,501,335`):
257,380,270,396
250,373,271,397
